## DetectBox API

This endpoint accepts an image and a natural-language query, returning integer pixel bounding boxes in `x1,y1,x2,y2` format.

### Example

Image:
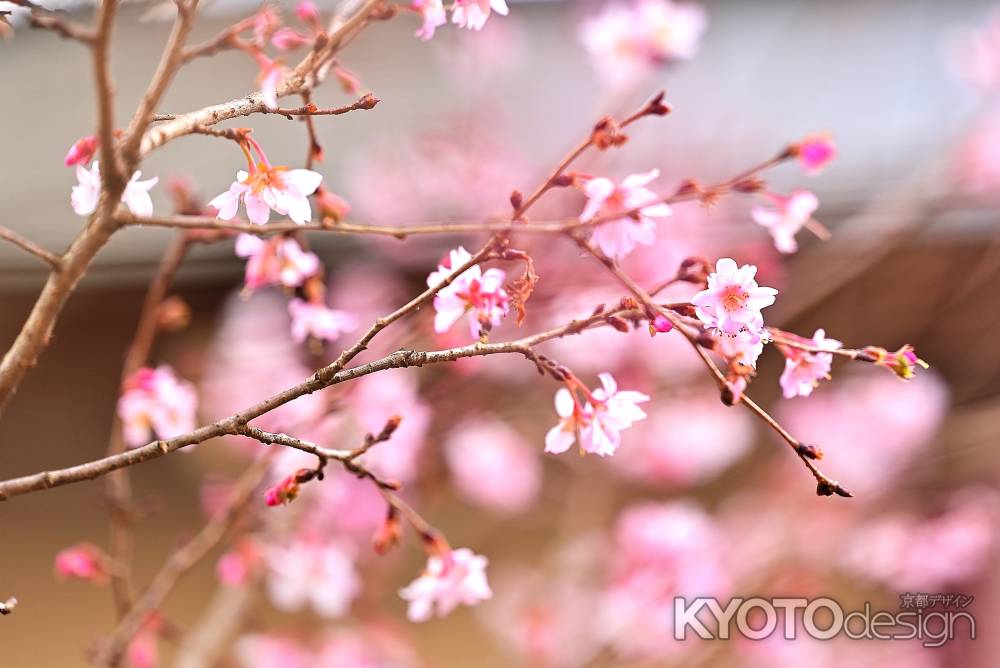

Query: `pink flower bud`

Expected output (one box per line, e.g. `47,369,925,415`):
271,27,311,51
316,188,351,222
296,1,320,24
54,543,109,584
64,135,98,167
795,134,837,174
650,315,673,334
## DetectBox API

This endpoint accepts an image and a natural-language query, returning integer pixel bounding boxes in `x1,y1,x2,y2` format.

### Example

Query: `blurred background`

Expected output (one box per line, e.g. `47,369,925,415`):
1,0,1000,666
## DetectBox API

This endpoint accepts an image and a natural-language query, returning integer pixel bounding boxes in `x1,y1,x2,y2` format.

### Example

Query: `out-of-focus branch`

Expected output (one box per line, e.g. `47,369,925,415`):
105,232,193,618
0,226,61,270
28,12,95,43
93,454,273,667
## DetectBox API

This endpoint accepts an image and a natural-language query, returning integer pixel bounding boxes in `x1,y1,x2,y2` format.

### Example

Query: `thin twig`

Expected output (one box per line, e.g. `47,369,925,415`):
0,226,61,270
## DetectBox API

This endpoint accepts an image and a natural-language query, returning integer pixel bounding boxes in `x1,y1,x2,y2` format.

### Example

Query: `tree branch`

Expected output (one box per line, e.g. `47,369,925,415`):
0,226,62,271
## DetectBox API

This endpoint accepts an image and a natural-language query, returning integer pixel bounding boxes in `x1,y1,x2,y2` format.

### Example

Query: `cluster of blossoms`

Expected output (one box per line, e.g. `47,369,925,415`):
234,233,320,292
410,0,509,40
116,365,198,448
545,373,649,457
66,134,159,218
427,246,511,338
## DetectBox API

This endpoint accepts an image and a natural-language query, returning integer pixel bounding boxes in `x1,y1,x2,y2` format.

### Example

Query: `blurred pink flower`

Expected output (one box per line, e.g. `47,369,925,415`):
54,543,108,584
580,0,707,88
600,501,727,659
580,170,671,259
235,234,320,292
271,27,310,51
778,371,948,495
295,1,320,25
545,373,649,457
288,298,357,343
444,418,542,513
796,134,837,174
399,547,493,621
451,0,508,32
778,329,841,399
211,167,322,226
265,538,361,618
72,162,158,218
117,365,197,447
692,258,777,336
427,246,510,338
64,134,97,167
751,190,819,254
612,393,753,486
412,0,446,40
945,8,1000,91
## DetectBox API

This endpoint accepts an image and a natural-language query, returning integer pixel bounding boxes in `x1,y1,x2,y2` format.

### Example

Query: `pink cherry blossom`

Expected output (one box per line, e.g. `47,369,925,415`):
714,325,765,368
545,373,649,457
691,258,778,336
288,298,357,343
64,134,97,166
412,0,446,40
579,170,671,259
54,543,109,584
778,328,842,399
796,134,836,173
427,246,510,338
234,234,320,292
451,0,508,32
117,365,198,447
72,162,159,218
444,418,542,513
399,547,492,621
211,165,323,225
265,538,361,618
750,189,819,254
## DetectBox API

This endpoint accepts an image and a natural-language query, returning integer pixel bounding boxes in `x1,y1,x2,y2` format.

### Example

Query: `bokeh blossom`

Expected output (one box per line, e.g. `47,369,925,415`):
265,538,361,618
117,365,198,447
234,233,320,292
399,547,493,622
287,298,357,343
751,189,819,254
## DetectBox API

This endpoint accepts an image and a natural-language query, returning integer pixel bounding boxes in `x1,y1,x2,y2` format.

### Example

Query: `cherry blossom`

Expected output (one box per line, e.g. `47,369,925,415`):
444,418,542,513
235,634,313,668
750,189,819,254
451,0,508,32
778,328,842,399
295,1,320,25
399,547,493,622
234,234,320,292
579,170,671,259
288,298,358,343
714,325,766,368
795,134,837,173
427,246,510,338
692,258,778,336
117,365,198,448
412,0,446,40
265,539,361,618
71,162,159,218
211,165,322,225
54,543,109,584
64,134,97,167
545,373,649,457
271,27,310,51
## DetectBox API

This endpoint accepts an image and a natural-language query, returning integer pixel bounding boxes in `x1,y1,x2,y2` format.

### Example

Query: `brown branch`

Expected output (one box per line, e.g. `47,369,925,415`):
0,305,634,500
93,0,123,187
29,12,95,43
93,454,273,667
119,0,202,172
0,226,62,270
